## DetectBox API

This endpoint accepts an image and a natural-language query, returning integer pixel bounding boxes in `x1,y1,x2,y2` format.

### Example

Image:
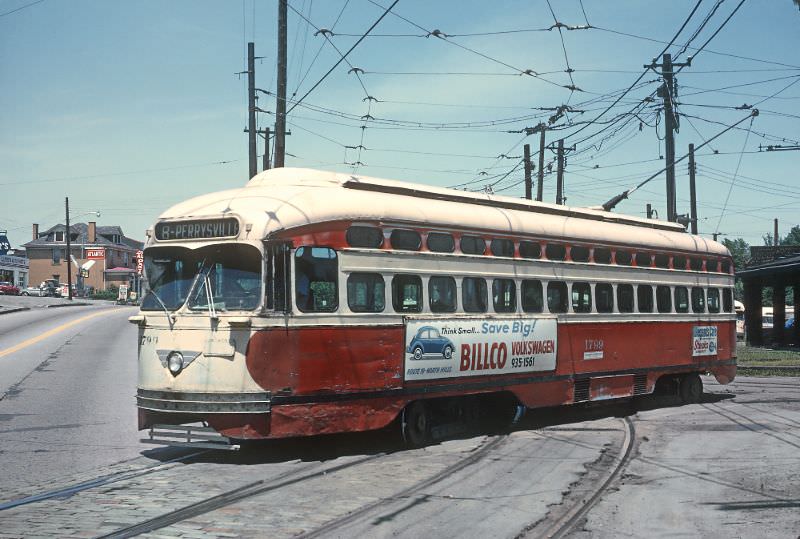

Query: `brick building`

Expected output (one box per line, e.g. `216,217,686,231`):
24,222,143,292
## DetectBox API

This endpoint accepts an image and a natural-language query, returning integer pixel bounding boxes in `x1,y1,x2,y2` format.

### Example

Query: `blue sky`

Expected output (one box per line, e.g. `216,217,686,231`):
1,0,798,248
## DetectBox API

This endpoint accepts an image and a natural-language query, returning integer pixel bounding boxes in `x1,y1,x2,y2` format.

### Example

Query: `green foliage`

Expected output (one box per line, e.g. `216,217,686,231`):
90,284,119,300
723,237,749,302
762,225,800,247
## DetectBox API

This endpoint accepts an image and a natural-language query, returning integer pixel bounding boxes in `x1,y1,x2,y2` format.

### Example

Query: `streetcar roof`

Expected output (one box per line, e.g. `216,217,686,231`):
153,167,729,256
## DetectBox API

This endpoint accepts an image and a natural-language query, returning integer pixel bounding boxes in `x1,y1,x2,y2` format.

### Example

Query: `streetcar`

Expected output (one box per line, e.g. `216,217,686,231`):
131,167,736,449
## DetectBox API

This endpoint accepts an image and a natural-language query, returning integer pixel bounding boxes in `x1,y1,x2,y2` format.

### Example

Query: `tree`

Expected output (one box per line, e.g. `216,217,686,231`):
722,237,749,302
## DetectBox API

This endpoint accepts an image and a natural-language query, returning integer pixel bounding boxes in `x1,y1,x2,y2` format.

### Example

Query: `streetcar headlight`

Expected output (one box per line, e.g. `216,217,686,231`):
167,351,184,375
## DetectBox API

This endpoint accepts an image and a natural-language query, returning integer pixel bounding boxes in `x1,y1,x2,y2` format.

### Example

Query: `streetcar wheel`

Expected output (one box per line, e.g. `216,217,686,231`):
402,401,430,447
442,345,453,360
679,373,703,404
412,346,423,360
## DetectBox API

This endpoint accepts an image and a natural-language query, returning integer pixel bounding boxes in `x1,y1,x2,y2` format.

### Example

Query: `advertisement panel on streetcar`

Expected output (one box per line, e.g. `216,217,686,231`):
404,317,558,381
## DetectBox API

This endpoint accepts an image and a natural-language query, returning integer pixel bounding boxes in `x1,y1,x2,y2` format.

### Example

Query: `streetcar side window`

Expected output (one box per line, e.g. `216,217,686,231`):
427,232,455,253
690,258,704,271
691,287,706,313
596,283,613,313
572,282,592,313
347,273,385,313
521,280,544,313
519,241,541,259
615,250,632,266
492,279,516,313
673,256,687,270
392,275,423,313
675,286,689,313
546,243,567,261
723,288,733,312
295,247,338,313
635,252,652,268
547,281,568,313
637,285,654,313
617,284,634,313
656,285,672,313
266,242,290,312
570,246,590,263
721,260,731,274
593,248,612,264
462,277,488,313
346,226,383,248
490,238,514,257
429,276,457,312
461,235,486,255
707,288,721,313
390,229,422,251
654,254,670,269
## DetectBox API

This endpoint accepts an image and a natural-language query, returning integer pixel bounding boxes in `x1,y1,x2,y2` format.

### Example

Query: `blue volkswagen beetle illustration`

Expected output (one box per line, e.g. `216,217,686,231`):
407,326,455,360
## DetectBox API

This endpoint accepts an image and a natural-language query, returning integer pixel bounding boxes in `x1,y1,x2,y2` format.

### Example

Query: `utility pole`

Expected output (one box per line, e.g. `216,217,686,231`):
688,143,698,235
647,53,691,222
537,126,545,202
274,0,288,168
774,218,779,246
523,144,532,200
65,197,73,301
247,42,257,179
551,139,575,205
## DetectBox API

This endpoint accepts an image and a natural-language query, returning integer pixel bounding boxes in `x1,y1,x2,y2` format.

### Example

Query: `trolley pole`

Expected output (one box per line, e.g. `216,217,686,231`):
247,42,257,179
65,197,73,301
555,139,564,205
274,0,288,168
647,203,653,219
688,143,698,234
262,127,271,171
774,218,779,246
523,143,532,200
537,126,545,202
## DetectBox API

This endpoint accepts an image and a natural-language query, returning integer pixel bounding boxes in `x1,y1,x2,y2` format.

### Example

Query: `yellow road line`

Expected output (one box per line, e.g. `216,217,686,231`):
0,308,124,359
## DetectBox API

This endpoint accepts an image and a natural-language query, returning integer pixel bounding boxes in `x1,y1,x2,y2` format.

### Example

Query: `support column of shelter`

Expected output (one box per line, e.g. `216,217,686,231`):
772,281,786,346
743,278,763,346
794,284,800,346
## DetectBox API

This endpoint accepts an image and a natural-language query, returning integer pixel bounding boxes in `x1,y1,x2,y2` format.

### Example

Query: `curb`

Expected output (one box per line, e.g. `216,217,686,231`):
0,307,31,316
46,302,90,309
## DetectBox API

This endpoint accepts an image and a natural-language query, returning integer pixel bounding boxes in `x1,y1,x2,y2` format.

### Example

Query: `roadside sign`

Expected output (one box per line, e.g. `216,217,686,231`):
86,248,105,260
0,234,10,255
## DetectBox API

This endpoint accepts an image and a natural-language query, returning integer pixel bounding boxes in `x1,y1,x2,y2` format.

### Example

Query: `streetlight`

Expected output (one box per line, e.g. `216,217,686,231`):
64,197,100,301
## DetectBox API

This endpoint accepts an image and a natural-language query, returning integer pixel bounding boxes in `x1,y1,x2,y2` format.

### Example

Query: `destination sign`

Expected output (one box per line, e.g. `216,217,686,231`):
155,218,240,241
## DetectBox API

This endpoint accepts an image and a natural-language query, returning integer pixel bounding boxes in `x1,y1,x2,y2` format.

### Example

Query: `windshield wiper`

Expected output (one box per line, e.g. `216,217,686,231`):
149,289,176,330
204,274,218,320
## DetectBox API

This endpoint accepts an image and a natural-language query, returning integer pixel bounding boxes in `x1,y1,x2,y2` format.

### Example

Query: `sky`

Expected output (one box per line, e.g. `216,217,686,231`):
1,0,799,249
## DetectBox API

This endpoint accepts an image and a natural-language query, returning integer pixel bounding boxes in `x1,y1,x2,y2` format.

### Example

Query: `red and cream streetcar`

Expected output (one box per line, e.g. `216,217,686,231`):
132,167,736,448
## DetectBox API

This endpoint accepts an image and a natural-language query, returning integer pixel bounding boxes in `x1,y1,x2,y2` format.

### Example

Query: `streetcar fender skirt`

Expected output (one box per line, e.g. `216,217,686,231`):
265,399,404,438
710,363,736,385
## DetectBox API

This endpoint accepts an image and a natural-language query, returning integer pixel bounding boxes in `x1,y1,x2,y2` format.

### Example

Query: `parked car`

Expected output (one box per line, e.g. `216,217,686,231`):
407,326,455,360
57,284,77,297
787,317,795,330
0,282,20,295
20,285,47,296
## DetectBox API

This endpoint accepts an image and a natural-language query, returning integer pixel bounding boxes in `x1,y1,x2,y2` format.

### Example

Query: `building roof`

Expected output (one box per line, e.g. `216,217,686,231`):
737,252,800,279
149,167,730,257
23,222,143,251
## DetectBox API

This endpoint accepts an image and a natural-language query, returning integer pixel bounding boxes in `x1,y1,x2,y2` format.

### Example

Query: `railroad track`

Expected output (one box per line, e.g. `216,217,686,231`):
518,416,636,539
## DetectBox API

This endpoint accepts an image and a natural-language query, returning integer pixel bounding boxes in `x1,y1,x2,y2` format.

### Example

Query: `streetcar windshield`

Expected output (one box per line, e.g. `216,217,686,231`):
142,244,261,312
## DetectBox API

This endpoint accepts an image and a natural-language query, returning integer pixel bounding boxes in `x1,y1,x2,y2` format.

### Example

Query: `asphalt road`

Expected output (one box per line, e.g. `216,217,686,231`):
0,300,146,493
0,300,797,538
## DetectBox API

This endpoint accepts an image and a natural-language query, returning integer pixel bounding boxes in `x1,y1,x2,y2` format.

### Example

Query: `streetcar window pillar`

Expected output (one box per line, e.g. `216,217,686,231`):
462,277,488,313
265,242,291,312
294,247,338,313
